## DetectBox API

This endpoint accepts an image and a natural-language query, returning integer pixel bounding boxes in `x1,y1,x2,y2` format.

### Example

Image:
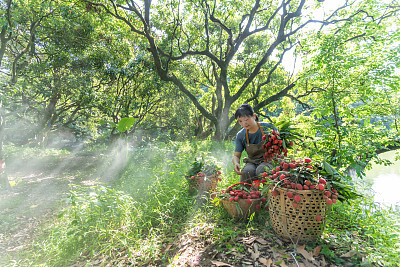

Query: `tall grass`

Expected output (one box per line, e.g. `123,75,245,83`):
4,141,400,266
324,198,400,266
6,141,237,266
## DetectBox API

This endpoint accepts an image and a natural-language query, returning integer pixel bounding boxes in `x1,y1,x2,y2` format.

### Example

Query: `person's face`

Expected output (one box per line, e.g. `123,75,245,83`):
237,114,256,130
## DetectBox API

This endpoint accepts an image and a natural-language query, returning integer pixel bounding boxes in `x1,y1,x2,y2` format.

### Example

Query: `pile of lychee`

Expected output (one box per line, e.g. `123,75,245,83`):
189,170,222,182
223,184,268,210
262,157,340,209
262,130,293,161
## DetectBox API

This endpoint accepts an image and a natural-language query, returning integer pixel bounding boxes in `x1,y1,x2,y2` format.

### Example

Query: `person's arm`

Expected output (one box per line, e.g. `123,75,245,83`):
232,151,243,175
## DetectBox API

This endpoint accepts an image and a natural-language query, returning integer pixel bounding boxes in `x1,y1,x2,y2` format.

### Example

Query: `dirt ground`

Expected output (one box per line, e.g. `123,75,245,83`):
0,153,109,264
0,152,351,267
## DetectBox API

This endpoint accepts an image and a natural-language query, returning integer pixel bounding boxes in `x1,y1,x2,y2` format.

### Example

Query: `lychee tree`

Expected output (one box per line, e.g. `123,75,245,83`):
289,0,400,174
75,0,394,140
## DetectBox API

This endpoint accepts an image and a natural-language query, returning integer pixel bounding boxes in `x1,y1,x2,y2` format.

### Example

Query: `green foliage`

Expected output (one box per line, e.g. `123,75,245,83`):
1,0,399,263
319,160,361,201
4,143,70,159
291,0,400,171
185,156,222,177
116,117,137,133
5,141,399,267
324,197,400,266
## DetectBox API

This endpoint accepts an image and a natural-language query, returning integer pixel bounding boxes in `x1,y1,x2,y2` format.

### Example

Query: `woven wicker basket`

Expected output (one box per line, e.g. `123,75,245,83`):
222,198,261,221
268,186,326,243
186,174,218,192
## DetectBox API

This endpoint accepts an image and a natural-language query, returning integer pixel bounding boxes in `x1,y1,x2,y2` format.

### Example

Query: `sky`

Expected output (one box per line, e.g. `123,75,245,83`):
281,0,346,74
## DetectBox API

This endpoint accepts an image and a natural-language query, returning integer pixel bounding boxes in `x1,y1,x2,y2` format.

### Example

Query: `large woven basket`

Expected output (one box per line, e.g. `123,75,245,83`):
222,198,261,221
186,174,218,192
268,186,326,243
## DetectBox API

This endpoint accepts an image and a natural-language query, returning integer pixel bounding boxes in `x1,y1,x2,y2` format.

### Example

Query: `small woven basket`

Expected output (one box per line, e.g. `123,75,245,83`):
222,198,261,221
220,183,261,221
186,174,218,192
268,186,326,243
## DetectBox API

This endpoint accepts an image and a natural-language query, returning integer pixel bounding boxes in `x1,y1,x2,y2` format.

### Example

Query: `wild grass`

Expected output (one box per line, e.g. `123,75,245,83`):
323,197,400,266
2,141,399,266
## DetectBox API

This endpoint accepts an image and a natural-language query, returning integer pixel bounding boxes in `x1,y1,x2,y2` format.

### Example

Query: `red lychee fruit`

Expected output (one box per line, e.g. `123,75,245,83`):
287,191,294,198
319,178,327,184
316,215,322,222
283,163,289,169
294,195,301,202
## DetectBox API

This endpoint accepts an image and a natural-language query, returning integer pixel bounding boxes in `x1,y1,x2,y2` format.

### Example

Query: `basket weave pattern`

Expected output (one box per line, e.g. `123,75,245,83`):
268,186,326,242
187,174,218,192
222,198,261,221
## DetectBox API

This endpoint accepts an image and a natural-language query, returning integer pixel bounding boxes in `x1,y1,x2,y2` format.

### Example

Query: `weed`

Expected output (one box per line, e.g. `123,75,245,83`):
3,141,399,266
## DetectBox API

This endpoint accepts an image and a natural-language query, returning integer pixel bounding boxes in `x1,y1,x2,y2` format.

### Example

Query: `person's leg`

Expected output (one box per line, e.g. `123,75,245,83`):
255,162,273,178
240,163,257,183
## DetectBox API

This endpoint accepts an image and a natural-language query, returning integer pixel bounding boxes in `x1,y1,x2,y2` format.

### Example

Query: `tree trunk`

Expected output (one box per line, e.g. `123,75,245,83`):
0,98,11,191
35,69,61,146
214,105,232,141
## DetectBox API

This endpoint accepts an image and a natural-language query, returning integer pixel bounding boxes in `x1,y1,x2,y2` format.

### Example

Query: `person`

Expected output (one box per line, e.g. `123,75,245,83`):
232,104,277,183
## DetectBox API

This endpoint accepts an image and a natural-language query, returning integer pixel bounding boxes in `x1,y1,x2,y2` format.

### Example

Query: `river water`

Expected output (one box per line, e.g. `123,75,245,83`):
365,150,400,207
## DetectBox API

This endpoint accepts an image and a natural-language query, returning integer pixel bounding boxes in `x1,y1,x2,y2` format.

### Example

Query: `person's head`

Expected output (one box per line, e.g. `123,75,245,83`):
234,104,259,129
234,104,259,121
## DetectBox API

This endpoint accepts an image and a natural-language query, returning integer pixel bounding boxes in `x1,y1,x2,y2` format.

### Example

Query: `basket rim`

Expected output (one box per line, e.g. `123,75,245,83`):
270,185,325,194
221,197,262,203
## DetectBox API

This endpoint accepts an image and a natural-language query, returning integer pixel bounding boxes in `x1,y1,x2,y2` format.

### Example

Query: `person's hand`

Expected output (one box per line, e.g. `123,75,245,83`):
234,163,243,175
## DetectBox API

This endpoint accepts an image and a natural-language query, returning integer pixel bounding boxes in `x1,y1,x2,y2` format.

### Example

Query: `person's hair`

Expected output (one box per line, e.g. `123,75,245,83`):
234,104,259,121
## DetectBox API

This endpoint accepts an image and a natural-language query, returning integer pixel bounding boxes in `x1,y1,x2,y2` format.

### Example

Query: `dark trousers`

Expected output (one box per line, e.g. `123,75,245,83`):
240,162,271,183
